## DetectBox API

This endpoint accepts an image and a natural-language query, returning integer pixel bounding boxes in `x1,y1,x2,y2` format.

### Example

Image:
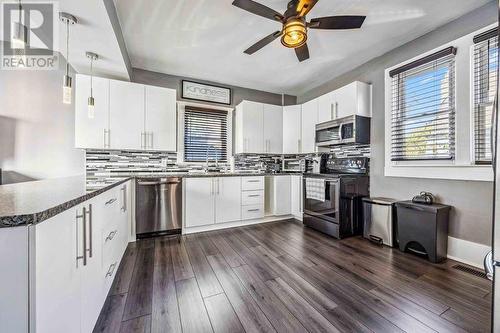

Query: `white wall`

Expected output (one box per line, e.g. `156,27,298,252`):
0,46,85,182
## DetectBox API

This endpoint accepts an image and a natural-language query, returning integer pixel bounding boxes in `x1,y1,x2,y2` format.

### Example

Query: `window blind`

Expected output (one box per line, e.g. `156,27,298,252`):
473,27,498,164
184,106,228,162
390,47,457,161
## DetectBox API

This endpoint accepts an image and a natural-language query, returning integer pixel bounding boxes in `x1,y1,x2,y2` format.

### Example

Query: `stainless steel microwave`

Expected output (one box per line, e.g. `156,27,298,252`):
315,115,370,147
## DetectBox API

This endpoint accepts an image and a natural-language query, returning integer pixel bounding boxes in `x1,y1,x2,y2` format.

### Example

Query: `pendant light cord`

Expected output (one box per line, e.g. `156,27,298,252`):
65,20,69,76
90,57,93,98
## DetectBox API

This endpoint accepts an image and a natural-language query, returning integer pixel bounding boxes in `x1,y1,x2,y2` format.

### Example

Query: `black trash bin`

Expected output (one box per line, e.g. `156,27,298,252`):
395,201,451,263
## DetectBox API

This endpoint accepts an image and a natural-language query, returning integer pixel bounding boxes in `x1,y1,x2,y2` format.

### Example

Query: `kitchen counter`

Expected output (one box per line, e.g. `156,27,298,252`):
0,172,301,227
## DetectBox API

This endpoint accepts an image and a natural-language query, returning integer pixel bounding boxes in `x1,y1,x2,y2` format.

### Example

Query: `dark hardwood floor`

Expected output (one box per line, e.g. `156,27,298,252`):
94,219,492,333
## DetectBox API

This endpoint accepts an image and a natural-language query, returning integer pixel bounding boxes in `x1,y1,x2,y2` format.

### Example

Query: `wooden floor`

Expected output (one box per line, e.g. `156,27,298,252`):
94,219,492,333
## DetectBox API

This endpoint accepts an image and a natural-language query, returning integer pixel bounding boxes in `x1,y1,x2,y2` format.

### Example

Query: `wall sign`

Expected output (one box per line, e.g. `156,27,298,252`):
182,80,231,105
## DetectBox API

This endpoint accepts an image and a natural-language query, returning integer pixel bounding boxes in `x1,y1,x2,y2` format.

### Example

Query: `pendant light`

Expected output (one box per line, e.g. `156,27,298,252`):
11,0,27,49
86,52,98,119
59,12,77,104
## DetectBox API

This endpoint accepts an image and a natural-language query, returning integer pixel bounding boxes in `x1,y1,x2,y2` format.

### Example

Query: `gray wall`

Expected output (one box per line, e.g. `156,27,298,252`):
298,2,497,246
0,45,85,183
132,68,297,107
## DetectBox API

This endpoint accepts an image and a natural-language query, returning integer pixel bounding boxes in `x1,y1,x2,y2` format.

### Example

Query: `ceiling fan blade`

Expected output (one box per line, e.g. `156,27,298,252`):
244,31,282,55
296,0,319,17
232,0,284,22
295,43,310,62
309,15,366,29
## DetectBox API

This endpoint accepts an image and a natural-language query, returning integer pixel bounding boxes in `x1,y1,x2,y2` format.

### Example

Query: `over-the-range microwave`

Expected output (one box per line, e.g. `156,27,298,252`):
315,115,370,147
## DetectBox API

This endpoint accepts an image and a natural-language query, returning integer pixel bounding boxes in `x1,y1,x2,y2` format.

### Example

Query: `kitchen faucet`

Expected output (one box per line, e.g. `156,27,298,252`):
205,146,218,171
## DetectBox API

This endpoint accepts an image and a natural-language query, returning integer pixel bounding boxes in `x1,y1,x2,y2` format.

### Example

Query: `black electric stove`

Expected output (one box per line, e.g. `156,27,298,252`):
303,156,369,239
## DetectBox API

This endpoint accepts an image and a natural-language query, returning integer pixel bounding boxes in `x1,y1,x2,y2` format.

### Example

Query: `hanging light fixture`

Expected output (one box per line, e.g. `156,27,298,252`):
11,0,27,49
86,52,98,119
59,12,77,104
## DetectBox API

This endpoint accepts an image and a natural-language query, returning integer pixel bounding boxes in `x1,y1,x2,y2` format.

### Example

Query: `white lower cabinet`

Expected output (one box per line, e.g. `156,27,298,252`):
291,175,303,219
185,177,242,228
185,178,216,228
269,176,292,216
34,182,131,333
215,177,242,224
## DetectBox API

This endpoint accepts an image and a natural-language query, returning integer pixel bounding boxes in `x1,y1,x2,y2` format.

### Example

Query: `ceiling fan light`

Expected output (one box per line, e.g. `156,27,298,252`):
281,19,307,48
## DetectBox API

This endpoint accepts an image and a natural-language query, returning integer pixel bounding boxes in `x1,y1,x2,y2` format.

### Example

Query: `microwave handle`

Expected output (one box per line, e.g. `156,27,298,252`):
338,123,344,141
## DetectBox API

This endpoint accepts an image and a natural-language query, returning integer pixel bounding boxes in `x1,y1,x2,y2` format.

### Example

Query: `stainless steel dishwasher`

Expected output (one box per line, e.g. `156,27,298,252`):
136,177,182,238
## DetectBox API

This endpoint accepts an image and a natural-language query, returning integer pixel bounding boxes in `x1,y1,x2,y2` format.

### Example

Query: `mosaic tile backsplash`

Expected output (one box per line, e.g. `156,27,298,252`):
86,144,370,189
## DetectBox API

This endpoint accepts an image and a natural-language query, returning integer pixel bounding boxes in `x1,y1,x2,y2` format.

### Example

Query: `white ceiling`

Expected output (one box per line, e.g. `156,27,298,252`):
114,0,490,95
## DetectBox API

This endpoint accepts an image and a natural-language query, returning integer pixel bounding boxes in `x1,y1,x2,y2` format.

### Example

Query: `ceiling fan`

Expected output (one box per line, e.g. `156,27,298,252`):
232,0,366,62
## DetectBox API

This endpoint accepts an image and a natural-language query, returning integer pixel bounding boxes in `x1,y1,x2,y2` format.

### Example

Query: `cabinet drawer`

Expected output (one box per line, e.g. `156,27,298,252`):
242,190,264,205
242,204,265,220
241,177,264,191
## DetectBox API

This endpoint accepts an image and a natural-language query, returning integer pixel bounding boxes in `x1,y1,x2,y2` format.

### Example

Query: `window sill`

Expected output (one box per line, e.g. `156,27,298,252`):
384,164,493,182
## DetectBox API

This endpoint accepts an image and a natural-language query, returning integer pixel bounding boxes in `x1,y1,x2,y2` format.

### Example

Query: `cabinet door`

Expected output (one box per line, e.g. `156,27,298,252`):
283,105,301,154
185,178,215,227
145,86,177,151
301,99,318,153
263,104,283,154
109,80,145,150
334,82,358,119
317,92,334,123
291,175,303,218
241,101,264,153
80,202,105,333
273,176,291,215
36,207,82,333
75,74,109,149
215,177,242,223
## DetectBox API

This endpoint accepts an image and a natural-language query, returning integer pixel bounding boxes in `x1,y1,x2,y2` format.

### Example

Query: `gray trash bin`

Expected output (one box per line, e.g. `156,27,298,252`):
362,197,398,247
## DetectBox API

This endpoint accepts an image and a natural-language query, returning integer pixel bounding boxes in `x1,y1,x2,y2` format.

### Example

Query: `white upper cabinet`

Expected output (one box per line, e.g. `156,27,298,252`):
332,81,372,119
145,85,177,151
75,75,177,151
283,105,302,154
263,104,283,154
235,100,264,154
109,80,145,150
317,91,334,123
301,98,318,153
75,74,110,149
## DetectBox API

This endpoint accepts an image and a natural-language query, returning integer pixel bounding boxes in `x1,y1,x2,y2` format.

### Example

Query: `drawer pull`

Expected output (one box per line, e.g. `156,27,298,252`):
247,209,260,212
247,180,261,183
247,194,261,198
105,198,117,205
105,230,117,242
106,262,118,277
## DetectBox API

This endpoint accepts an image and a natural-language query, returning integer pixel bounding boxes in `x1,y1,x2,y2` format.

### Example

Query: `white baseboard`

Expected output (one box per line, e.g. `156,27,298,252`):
183,215,294,235
447,236,491,268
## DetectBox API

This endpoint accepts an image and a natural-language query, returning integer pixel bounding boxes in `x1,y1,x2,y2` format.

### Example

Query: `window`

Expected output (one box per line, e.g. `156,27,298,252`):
390,47,457,161
183,106,228,162
473,27,498,164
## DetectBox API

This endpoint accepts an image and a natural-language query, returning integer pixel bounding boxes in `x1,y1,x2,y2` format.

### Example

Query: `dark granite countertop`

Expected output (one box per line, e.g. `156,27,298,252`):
0,172,302,228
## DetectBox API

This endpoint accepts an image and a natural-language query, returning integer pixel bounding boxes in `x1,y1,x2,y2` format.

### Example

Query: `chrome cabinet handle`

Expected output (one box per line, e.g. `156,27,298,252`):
76,207,87,266
335,102,338,119
105,198,117,205
141,132,146,149
149,132,154,149
75,208,87,267
103,129,110,148
217,178,220,195
247,180,260,183
121,185,127,212
106,262,118,277
248,194,260,197
247,209,260,212
86,204,93,258
331,103,334,119
105,230,118,242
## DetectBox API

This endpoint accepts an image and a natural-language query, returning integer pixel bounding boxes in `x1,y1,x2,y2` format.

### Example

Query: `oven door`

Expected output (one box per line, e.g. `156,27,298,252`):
303,178,340,224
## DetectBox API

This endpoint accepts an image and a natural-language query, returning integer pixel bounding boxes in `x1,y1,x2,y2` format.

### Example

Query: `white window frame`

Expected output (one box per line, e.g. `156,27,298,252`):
177,101,233,165
384,24,496,182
